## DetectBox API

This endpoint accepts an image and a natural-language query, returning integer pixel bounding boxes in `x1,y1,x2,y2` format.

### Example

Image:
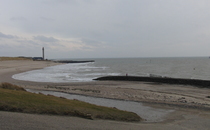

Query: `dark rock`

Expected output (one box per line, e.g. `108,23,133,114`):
54,60,94,63
94,76,210,88
206,96,210,98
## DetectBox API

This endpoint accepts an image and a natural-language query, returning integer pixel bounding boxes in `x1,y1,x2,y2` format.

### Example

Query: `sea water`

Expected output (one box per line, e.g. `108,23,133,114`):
12,57,210,82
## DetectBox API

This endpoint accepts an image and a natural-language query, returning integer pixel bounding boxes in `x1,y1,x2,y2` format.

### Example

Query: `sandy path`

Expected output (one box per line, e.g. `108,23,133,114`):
1,109,210,130
0,60,210,130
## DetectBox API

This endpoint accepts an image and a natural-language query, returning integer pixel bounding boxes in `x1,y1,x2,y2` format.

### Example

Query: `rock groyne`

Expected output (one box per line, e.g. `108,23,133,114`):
54,60,94,63
94,76,210,88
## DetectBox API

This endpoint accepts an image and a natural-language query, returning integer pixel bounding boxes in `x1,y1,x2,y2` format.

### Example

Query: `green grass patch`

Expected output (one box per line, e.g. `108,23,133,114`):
0,83,141,122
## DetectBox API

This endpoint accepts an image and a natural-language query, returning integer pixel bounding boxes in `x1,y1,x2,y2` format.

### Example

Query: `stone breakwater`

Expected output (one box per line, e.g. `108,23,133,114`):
54,60,94,63
94,76,210,88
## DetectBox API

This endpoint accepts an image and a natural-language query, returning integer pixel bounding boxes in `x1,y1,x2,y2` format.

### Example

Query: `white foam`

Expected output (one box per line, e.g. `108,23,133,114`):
12,63,114,83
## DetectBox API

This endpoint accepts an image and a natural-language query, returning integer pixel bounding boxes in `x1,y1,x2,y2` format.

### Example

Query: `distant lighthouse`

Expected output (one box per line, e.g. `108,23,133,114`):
42,47,44,60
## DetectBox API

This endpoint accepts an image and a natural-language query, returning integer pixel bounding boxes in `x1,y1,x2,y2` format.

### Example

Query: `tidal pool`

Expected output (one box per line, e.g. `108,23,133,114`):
27,89,174,122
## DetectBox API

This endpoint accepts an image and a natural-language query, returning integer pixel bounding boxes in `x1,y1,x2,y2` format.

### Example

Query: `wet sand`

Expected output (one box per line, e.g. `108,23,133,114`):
0,60,210,130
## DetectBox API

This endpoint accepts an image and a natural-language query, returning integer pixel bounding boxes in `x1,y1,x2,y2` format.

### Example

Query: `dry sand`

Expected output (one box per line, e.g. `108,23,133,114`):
0,60,210,130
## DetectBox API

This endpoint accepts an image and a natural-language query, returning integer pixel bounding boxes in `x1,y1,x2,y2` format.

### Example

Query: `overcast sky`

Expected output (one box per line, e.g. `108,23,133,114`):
1,0,210,59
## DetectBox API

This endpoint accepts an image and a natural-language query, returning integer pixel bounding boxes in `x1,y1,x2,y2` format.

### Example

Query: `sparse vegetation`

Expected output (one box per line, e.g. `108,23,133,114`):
0,83,26,91
0,57,32,61
0,83,141,122
72,88,100,93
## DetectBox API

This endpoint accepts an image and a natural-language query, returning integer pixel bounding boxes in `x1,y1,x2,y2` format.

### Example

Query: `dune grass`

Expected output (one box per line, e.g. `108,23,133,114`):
0,83,26,91
0,83,141,122
0,57,31,61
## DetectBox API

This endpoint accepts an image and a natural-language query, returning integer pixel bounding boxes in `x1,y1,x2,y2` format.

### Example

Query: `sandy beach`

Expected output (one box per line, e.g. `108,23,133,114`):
0,60,210,130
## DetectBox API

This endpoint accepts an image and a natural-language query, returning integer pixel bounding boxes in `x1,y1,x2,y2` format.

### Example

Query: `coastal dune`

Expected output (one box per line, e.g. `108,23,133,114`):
0,59,210,130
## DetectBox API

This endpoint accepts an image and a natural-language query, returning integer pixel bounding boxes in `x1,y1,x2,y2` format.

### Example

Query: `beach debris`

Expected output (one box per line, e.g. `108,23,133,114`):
206,96,210,98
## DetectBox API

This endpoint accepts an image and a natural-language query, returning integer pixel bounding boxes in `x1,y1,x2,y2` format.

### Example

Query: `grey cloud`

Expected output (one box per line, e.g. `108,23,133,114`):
40,17,55,22
54,0,94,4
10,17,27,21
16,39,41,47
81,38,105,46
43,0,78,5
2,0,210,58
34,35,59,42
0,32,17,39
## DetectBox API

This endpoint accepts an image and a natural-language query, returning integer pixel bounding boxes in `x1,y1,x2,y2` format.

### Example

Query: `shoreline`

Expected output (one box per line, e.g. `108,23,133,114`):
27,87,210,111
1,60,210,129
1,60,209,110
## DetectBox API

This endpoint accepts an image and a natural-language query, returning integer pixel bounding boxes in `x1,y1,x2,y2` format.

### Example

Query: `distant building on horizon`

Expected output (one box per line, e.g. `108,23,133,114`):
42,47,44,60
32,57,43,61
32,47,45,61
